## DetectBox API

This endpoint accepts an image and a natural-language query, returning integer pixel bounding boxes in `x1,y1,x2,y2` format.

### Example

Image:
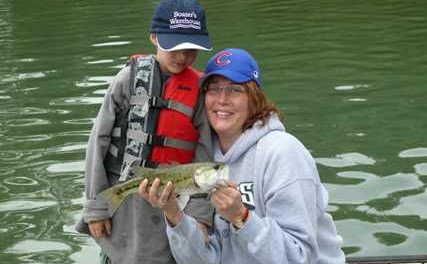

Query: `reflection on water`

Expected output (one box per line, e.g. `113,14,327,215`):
337,219,427,256
91,41,132,47
46,161,85,173
316,152,376,167
326,171,422,204
0,0,426,262
5,240,72,254
399,148,427,158
0,200,58,213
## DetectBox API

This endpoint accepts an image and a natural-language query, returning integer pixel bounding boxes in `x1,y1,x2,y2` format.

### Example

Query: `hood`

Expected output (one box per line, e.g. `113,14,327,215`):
213,114,285,163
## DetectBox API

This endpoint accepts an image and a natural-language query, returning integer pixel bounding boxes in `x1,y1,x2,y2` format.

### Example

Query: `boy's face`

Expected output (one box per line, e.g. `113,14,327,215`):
150,34,198,74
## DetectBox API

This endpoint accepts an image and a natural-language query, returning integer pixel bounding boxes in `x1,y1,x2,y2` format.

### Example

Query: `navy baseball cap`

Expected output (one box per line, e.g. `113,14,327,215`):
150,0,212,52
201,48,262,88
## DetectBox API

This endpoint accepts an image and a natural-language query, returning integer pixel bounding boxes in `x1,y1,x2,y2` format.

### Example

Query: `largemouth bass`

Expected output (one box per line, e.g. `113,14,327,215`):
98,162,229,215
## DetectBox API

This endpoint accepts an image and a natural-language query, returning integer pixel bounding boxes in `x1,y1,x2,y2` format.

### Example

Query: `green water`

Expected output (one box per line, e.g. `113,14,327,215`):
1,0,426,262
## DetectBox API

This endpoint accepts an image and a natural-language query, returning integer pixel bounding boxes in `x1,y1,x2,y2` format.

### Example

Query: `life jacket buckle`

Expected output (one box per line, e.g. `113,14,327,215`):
147,134,166,146
149,96,170,109
119,159,138,181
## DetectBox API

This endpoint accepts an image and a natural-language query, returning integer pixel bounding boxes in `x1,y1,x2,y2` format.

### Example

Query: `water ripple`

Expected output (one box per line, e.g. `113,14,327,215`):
4,176,38,186
5,134,51,143
347,98,367,102
63,118,93,125
338,219,427,256
16,58,37,62
5,118,50,127
414,163,427,176
0,168,15,176
56,143,87,153
381,188,427,219
0,199,57,213
75,76,113,88
49,96,104,106
87,59,114,64
91,41,131,47
46,161,85,173
399,147,427,158
0,222,36,234
57,130,91,138
93,88,108,95
316,152,376,168
326,171,422,204
5,239,71,253
335,84,370,91
0,70,56,83
68,237,99,264
0,107,69,116
0,151,24,161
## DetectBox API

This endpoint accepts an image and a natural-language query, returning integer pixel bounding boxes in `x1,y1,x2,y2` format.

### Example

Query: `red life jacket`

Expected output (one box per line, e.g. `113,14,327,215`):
104,54,201,180
151,66,201,164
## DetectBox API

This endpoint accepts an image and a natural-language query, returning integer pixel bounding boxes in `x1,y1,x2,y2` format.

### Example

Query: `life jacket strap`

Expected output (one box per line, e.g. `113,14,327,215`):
111,127,121,138
108,144,119,157
129,96,194,118
119,154,158,181
126,130,196,150
149,96,194,118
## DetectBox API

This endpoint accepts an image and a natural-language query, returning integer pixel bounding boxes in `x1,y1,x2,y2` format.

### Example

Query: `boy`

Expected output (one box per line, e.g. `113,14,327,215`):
75,1,213,263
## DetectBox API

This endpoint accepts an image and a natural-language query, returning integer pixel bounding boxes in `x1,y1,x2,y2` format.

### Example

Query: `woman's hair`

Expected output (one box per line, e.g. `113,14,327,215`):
242,81,282,131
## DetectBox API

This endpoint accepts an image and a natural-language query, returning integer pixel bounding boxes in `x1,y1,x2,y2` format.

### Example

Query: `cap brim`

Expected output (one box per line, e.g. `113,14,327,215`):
200,69,253,89
157,33,212,51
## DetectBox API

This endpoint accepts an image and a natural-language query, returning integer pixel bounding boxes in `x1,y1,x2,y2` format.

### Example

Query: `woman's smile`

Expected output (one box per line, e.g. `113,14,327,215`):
205,75,249,151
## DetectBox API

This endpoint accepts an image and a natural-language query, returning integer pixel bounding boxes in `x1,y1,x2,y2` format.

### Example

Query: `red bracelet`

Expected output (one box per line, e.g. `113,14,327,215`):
241,206,249,223
233,206,249,229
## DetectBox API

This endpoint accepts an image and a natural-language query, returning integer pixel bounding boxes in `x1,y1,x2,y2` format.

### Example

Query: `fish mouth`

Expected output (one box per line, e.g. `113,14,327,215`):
193,175,200,188
217,165,229,185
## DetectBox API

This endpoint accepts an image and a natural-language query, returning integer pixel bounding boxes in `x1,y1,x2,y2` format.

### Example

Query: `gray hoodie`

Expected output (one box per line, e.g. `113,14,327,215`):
167,114,346,264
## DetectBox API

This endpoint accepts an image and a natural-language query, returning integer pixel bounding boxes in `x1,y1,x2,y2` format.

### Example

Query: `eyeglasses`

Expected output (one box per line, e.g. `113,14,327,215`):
205,84,246,97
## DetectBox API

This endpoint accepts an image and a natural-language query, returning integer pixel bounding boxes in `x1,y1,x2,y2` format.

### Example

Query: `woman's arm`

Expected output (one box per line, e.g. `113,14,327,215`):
139,178,222,264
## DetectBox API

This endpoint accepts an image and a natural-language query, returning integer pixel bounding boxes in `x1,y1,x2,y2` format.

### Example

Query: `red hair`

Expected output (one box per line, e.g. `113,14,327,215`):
242,81,283,131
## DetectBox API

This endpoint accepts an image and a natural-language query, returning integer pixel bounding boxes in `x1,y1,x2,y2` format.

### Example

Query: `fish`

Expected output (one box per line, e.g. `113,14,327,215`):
97,162,229,215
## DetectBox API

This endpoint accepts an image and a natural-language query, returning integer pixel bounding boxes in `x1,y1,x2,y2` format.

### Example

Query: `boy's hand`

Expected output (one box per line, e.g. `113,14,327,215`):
88,218,111,238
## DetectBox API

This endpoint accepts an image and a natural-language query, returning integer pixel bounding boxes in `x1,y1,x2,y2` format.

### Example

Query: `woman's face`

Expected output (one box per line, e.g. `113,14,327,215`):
205,75,249,144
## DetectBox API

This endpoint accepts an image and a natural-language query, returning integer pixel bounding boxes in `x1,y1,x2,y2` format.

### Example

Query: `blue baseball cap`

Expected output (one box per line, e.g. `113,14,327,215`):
201,48,261,88
150,0,212,52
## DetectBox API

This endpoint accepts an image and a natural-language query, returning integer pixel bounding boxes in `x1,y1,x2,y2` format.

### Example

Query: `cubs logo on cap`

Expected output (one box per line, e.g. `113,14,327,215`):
201,48,262,88
215,51,232,66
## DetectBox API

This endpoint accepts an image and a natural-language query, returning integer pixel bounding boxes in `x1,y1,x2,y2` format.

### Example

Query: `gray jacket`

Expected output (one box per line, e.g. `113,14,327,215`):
75,64,213,264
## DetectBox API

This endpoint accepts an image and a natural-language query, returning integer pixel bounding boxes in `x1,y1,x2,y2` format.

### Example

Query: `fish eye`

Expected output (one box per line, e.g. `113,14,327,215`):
213,164,220,170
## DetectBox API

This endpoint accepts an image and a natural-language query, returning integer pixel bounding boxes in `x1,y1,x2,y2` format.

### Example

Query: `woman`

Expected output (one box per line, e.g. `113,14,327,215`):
139,48,346,263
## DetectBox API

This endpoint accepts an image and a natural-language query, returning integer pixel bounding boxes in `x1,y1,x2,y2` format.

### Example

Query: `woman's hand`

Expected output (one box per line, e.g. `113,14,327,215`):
211,182,247,228
88,218,111,238
139,178,211,245
138,178,183,226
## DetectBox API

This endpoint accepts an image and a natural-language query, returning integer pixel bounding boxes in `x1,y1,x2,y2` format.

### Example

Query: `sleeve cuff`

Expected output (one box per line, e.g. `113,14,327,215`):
168,214,196,235
83,199,111,222
231,210,261,240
